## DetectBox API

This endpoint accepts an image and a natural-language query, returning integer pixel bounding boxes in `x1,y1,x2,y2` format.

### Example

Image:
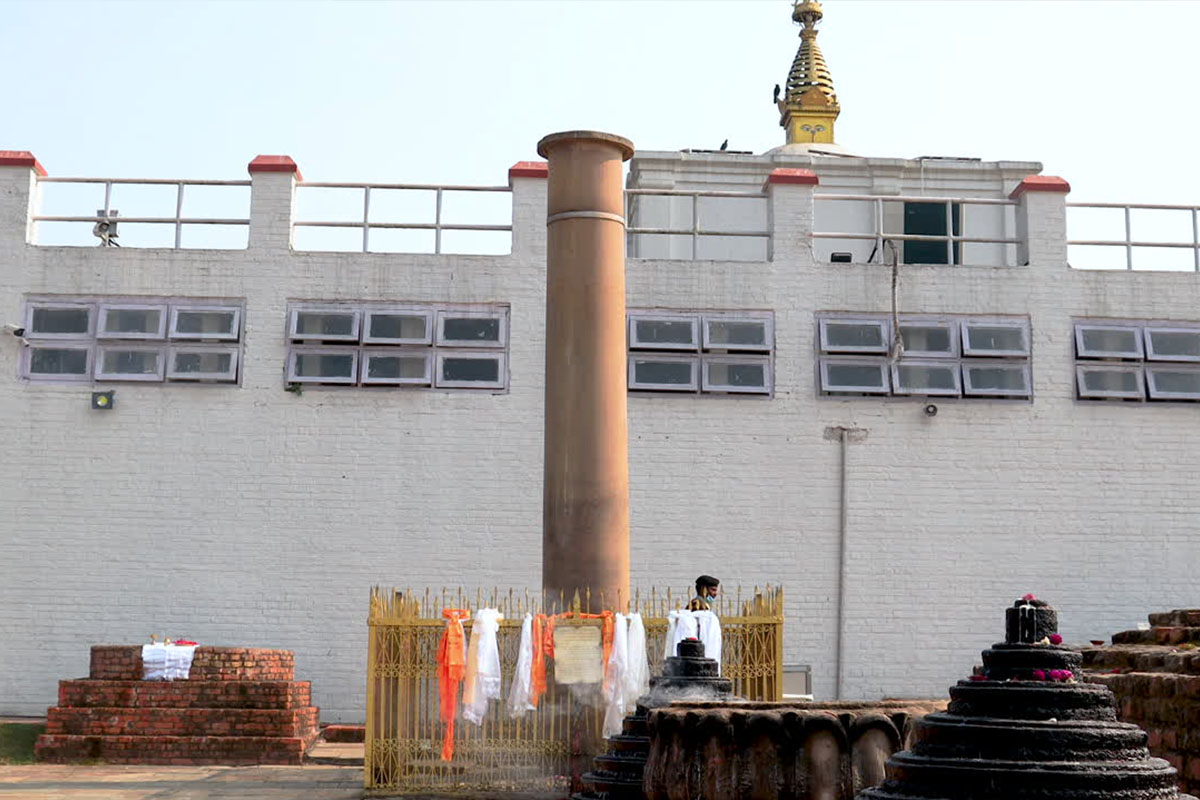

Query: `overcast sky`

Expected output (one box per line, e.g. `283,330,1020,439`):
5,0,1199,206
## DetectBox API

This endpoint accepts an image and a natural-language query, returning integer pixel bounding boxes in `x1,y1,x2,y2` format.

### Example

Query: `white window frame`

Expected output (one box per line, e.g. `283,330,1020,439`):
1144,327,1200,363
891,360,963,397
360,349,433,386
961,319,1031,358
961,360,1031,398
23,343,94,382
94,345,166,382
819,358,890,394
287,347,359,384
701,355,771,394
166,346,240,382
1146,365,1200,400
24,302,95,340
362,307,434,346
435,309,507,348
628,353,699,392
288,307,361,342
1074,323,1144,360
1075,364,1145,400
628,312,700,352
897,318,959,359
97,303,168,340
169,305,242,341
435,350,507,389
701,312,773,353
818,318,890,354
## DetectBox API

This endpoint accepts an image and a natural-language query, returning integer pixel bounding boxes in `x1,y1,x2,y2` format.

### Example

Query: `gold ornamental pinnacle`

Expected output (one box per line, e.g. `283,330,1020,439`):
778,0,840,145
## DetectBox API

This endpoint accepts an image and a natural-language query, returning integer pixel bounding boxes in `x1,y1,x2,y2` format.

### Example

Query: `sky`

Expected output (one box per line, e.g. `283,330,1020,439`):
3,0,1199,246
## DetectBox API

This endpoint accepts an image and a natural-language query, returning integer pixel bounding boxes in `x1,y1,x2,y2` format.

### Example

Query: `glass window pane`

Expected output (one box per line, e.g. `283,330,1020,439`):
900,325,953,354
368,314,427,341
294,352,354,378
825,363,886,389
1147,330,1200,360
823,321,885,351
1079,327,1140,357
173,351,232,374
634,359,693,385
175,310,236,337
1079,367,1142,396
634,319,695,346
707,320,766,348
897,363,958,392
101,350,160,375
1151,369,1200,396
708,361,765,387
442,317,501,343
294,311,356,338
31,307,90,335
368,355,428,380
965,325,1026,354
30,348,88,375
966,365,1027,392
102,308,162,336
442,356,500,382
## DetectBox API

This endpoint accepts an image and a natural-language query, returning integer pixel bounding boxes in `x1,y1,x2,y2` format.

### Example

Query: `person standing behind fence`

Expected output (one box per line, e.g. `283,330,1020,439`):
688,575,720,612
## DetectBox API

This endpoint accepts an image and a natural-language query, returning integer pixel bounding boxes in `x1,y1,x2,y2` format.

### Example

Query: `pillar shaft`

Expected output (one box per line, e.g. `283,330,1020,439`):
537,131,634,611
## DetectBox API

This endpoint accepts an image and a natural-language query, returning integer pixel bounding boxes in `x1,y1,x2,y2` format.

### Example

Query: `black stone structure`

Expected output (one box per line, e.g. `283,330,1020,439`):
860,598,1199,800
573,638,732,800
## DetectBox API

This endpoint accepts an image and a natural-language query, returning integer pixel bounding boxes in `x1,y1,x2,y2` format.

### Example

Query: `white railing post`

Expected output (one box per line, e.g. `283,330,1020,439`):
0,151,45,247
247,155,300,252
1010,175,1070,269
507,161,548,259
763,168,818,263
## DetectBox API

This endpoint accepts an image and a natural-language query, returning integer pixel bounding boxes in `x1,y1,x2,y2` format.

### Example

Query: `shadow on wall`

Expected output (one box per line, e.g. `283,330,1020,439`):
643,699,946,800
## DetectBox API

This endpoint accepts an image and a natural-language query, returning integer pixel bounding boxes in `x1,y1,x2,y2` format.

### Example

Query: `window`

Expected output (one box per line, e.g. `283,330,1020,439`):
817,312,1031,399
903,201,961,265
286,302,509,390
627,310,772,395
22,297,244,384
1074,320,1200,401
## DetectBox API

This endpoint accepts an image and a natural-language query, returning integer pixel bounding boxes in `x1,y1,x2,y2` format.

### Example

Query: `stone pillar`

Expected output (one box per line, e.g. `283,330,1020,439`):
1010,175,1070,269
247,155,300,252
537,130,634,611
764,167,819,262
0,150,45,248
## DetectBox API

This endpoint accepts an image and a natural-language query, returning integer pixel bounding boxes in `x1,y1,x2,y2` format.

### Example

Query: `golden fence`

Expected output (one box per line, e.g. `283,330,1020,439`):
365,585,784,795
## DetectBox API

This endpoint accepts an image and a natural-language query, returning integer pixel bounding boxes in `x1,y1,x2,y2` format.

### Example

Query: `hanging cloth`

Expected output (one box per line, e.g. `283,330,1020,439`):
695,610,723,674
463,608,504,725
531,613,549,708
602,613,631,738
665,609,700,659
436,608,470,761
508,613,535,717
625,612,650,702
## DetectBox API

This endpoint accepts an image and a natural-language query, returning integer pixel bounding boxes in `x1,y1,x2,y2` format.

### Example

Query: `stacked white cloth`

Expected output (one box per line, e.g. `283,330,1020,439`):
602,612,652,738
462,608,503,725
664,610,722,674
507,613,536,717
141,643,197,681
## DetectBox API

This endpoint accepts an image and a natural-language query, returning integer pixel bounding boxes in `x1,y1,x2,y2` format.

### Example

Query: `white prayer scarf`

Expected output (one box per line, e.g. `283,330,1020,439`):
141,644,197,681
665,610,700,660
507,613,535,717
625,612,650,701
602,613,630,738
462,608,503,725
694,610,723,674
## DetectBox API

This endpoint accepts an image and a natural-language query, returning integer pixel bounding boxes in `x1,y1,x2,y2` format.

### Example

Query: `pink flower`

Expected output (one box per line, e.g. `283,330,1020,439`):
1048,670,1062,681
1049,634,1063,645
1022,593,1037,602
1032,669,1046,681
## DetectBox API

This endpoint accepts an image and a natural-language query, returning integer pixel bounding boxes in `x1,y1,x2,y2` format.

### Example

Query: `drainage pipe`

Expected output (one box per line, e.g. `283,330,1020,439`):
835,427,849,699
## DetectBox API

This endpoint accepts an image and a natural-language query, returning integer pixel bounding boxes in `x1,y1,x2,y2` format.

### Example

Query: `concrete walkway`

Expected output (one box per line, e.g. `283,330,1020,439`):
0,764,364,799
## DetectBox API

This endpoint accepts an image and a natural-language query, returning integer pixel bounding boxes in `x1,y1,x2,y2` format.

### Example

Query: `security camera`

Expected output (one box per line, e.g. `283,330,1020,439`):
923,403,938,417
3,324,24,337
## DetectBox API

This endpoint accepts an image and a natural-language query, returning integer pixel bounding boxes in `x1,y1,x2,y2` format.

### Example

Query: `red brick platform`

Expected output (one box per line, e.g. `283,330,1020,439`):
35,646,320,765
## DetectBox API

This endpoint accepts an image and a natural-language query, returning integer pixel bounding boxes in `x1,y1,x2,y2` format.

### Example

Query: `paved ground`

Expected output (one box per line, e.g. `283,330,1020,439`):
0,764,365,800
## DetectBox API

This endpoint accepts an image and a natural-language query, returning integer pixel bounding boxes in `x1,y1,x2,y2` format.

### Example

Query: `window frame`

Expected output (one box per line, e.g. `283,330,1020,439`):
24,302,96,340
628,353,700,392
165,345,240,382
362,307,434,346
23,343,94,382
961,359,1032,398
891,359,963,397
435,309,508,349
628,312,700,352
818,317,891,355
1146,365,1200,400
960,318,1031,358
96,303,168,340
701,312,773,353
1075,363,1145,400
819,357,891,394
288,306,362,342
701,354,771,395
1143,327,1200,363
897,317,959,359
169,305,242,341
287,347,360,384
434,350,507,389
93,344,167,382
360,349,434,386
1073,323,1144,360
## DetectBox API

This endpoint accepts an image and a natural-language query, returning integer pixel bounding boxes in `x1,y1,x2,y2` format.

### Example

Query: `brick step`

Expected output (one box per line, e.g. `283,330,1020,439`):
320,723,364,743
1112,627,1200,646
90,645,295,681
35,733,312,765
306,741,364,765
1148,610,1200,628
46,706,319,738
57,679,311,710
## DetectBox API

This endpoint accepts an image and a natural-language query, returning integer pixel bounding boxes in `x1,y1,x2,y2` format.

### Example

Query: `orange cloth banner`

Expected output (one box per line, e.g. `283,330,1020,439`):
436,608,470,761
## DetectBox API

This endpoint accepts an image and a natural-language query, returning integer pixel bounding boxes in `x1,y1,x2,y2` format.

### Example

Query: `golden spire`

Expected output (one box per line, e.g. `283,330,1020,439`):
778,0,840,145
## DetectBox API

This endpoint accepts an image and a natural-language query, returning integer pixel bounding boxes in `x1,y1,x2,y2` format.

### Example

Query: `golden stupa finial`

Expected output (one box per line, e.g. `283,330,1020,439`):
777,0,840,145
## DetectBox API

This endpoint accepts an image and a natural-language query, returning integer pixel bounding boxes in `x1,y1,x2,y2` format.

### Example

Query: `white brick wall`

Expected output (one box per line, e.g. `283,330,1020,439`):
1,153,1198,721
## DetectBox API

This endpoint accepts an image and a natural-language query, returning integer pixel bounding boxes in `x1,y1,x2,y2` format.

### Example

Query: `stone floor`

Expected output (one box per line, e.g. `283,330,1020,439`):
0,764,365,799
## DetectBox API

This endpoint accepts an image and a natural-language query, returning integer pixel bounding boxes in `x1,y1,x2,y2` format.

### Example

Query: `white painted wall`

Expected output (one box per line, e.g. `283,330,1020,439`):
1,151,1198,721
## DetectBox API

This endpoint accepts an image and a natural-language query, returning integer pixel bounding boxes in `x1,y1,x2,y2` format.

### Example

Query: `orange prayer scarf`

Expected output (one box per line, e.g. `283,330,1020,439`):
436,608,470,761
529,610,614,709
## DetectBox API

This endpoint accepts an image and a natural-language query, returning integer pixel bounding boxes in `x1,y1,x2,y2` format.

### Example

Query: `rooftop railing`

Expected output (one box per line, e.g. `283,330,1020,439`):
1067,202,1200,271
625,188,770,262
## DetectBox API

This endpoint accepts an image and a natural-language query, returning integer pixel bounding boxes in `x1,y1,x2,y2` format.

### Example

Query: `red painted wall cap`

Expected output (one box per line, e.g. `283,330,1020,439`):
508,161,549,181
0,150,47,176
766,168,819,186
248,155,302,181
1009,175,1071,199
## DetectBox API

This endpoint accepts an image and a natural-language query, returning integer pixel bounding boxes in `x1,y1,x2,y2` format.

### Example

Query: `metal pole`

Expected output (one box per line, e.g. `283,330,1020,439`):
174,184,184,249
1125,206,1133,270
362,187,371,253
434,189,443,255
835,427,849,700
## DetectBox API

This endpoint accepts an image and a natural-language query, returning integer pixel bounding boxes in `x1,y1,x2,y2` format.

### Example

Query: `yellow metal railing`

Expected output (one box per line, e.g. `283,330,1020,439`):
365,585,784,795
